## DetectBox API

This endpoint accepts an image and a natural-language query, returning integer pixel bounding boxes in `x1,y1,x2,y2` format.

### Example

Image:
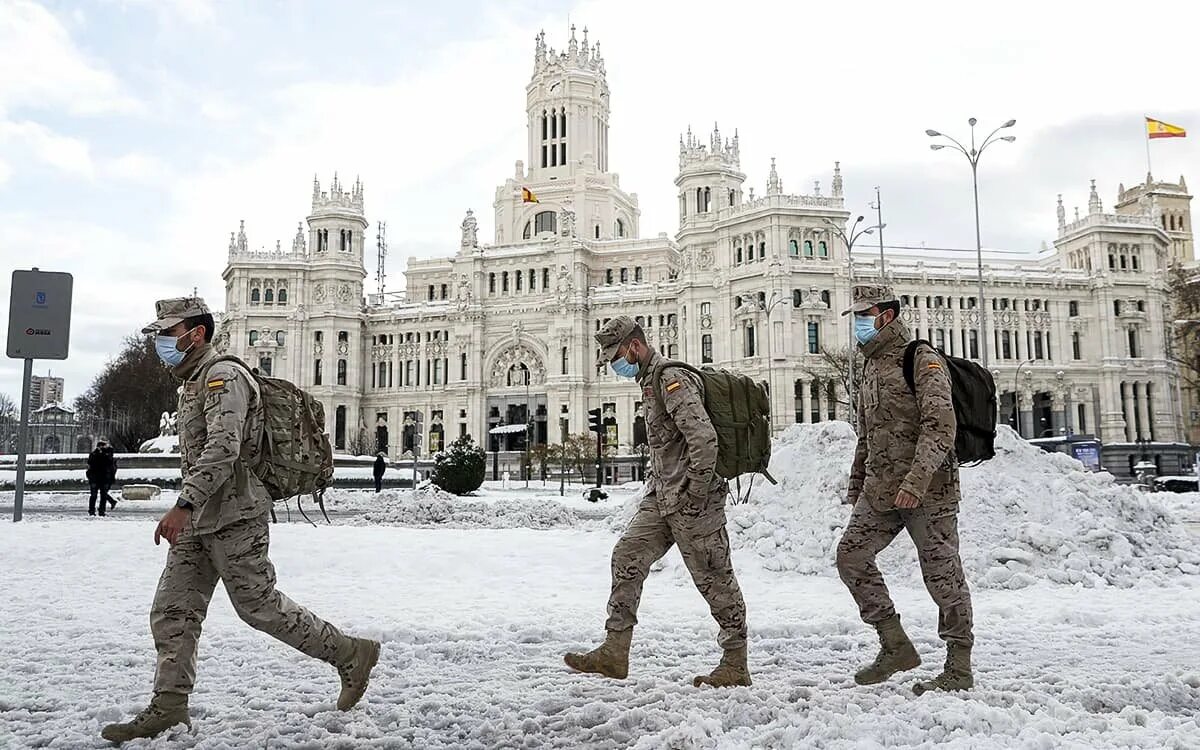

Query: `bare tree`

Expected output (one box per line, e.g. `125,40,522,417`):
798,345,864,420
74,333,179,451
0,392,16,421
347,428,373,457
1167,262,1200,392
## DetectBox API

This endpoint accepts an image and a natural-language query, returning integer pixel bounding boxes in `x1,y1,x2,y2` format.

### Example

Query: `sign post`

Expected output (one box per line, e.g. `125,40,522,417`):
6,269,74,522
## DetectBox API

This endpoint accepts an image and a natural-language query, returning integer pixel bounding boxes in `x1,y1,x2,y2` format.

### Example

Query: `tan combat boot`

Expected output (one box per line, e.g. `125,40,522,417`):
100,692,190,743
913,644,973,695
693,646,752,688
564,628,632,679
336,637,381,711
854,614,922,685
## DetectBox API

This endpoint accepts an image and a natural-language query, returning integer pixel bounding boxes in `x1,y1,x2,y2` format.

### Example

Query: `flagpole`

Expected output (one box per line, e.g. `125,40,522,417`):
1145,116,1154,177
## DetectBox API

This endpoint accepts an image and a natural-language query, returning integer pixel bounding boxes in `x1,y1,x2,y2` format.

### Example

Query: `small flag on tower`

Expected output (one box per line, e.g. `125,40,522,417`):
1146,117,1187,139
521,187,540,203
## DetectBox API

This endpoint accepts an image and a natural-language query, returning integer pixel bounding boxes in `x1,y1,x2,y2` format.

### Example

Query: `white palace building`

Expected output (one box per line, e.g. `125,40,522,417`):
216,27,1195,478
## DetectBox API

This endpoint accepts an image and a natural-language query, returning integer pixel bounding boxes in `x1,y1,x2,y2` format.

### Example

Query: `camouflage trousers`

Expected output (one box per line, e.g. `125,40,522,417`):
836,497,974,647
605,487,747,650
150,514,354,695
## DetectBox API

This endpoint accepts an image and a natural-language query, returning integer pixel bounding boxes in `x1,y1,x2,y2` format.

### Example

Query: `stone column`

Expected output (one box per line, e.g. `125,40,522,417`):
1018,389,1035,438
1100,377,1127,444
1135,381,1152,442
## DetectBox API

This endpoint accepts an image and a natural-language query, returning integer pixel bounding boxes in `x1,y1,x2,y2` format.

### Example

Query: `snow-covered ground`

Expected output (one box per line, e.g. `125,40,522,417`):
2,422,1198,748
0,518,1197,749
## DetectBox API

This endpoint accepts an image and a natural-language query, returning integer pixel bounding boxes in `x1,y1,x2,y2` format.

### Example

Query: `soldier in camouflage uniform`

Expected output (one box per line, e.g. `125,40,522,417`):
101,298,381,743
837,283,974,695
564,316,750,688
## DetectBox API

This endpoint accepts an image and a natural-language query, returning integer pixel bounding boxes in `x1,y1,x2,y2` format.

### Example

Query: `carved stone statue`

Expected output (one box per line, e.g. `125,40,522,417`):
461,209,479,248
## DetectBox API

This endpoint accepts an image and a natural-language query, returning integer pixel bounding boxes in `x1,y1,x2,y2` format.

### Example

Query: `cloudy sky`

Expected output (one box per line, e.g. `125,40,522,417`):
1,0,1197,403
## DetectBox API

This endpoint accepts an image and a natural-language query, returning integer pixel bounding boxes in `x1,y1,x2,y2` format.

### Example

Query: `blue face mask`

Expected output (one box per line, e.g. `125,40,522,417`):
854,315,879,345
155,329,195,367
611,358,640,378
610,345,641,378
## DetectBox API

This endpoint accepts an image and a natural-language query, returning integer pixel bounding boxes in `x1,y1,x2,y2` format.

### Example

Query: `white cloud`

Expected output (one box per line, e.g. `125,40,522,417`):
104,152,172,184
0,120,94,178
0,0,141,117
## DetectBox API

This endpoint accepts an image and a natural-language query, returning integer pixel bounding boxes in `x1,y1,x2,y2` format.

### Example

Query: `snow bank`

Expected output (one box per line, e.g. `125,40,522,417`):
139,435,179,453
616,422,1200,589
345,485,581,529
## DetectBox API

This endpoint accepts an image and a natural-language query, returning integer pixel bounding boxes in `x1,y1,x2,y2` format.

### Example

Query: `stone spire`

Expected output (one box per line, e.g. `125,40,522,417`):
832,161,843,198
812,180,821,197
312,174,320,201
292,222,306,254
766,157,782,196
237,219,248,253
1056,194,1066,231
1088,179,1102,214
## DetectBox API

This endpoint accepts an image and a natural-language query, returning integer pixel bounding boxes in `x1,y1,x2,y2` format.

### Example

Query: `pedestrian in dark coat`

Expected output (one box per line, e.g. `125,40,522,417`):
87,439,117,516
373,453,387,493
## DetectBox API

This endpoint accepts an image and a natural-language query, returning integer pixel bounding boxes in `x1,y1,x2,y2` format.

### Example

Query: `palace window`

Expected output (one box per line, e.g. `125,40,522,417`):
534,211,556,235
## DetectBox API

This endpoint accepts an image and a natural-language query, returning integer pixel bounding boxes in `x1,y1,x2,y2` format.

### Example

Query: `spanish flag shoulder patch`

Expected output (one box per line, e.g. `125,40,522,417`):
926,363,942,370
206,378,226,390
665,380,682,393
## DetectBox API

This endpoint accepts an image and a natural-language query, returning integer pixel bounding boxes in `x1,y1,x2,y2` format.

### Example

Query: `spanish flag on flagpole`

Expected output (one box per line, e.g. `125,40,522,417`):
521,187,539,203
1146,116,1187,139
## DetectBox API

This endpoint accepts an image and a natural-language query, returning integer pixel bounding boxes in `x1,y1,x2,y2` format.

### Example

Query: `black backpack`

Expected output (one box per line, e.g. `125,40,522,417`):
902,340,997,464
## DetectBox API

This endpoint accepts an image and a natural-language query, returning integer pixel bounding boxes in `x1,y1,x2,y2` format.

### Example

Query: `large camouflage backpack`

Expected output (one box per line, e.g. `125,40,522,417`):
901,340,997,464
653,360,777,489
200,355,335,501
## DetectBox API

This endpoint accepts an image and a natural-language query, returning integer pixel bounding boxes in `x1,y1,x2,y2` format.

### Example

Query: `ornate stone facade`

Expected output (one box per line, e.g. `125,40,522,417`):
220,27,1193,476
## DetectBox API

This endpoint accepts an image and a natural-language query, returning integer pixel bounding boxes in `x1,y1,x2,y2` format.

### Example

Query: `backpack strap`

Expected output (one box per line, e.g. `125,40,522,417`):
901,340,930,395
650,358,704,408
198,354,260,399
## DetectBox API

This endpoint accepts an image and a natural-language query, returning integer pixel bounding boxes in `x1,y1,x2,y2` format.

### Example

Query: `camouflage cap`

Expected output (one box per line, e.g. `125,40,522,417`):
142,296,211,334
841,283,897,316
595,315,639,363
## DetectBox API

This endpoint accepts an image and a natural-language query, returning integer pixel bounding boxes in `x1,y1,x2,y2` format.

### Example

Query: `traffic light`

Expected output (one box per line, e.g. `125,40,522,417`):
588,408,604,434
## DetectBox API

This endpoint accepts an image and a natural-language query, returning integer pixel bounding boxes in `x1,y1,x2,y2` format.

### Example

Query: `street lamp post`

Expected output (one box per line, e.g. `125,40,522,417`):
868,187,886,276
740,290,788,430
1014,358,1035,437
823,215,886,414
524,368,531,488
926,117,1017,370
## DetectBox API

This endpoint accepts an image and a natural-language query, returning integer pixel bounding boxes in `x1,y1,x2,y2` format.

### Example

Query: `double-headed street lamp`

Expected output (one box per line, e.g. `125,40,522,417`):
926,118,1017,370
739,290,788,429
824,215,885,413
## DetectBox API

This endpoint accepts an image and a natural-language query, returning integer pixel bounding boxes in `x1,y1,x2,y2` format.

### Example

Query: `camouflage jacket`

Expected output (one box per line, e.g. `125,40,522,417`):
637,351,726,515
174,346,272,534
848,320,959,511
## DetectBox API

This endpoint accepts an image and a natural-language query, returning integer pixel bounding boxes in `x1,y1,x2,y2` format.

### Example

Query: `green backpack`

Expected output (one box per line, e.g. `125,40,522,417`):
200,355,335,502
653,360,777,488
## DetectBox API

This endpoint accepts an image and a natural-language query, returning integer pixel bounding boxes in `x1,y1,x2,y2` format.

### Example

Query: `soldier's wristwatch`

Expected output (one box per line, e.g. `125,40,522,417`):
176,498,194,511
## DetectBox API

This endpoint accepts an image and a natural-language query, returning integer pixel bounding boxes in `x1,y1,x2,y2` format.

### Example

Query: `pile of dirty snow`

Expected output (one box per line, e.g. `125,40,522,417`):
347,485,580,529
615,423,1199,589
